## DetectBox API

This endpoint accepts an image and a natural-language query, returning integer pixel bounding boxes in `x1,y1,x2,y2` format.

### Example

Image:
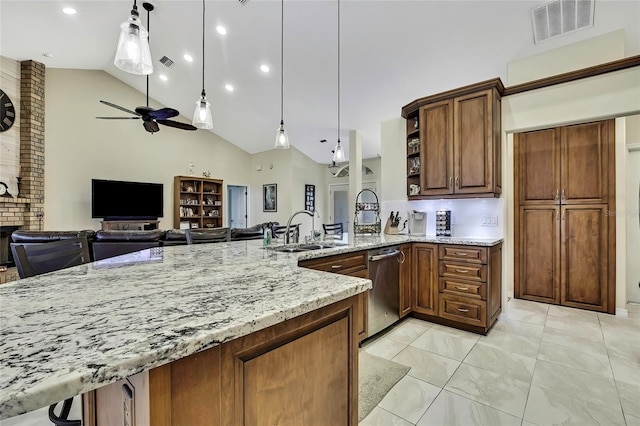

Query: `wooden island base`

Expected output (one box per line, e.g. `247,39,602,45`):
84,296,359,426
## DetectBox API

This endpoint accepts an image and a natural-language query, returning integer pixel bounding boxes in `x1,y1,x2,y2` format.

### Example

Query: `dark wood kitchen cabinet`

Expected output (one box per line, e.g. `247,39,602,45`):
412,243,438,316
299,251,369,342
402,78,504,199
399,244,413,318
514,120,615,313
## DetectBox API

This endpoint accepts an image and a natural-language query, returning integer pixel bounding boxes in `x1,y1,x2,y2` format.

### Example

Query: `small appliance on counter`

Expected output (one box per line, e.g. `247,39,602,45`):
435,209,452,237
408,210,427,235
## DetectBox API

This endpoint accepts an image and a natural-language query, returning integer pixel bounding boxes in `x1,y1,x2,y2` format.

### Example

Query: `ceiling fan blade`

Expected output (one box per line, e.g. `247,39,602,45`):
143,121,160,133
157,119,198,131
149,108,179,120
96,116,141,120
99,100,140,116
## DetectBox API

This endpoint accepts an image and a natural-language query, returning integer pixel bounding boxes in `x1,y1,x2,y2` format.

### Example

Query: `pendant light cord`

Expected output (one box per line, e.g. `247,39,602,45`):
201,0,206,97
337,0,340,143
146,4,150,107
280,0,284,122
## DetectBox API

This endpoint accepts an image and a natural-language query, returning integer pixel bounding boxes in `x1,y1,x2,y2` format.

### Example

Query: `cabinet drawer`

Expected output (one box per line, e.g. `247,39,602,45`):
439,278,485,300
299,251,367,275
439,245,487,264
439,294,486,327
439,262,486,282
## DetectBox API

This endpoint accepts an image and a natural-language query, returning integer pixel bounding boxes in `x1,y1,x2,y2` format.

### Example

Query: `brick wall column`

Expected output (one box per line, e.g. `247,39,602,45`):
19,60,45,231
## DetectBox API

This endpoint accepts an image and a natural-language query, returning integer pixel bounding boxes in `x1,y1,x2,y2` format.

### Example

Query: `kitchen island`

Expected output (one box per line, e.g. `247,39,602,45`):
0,233,501,423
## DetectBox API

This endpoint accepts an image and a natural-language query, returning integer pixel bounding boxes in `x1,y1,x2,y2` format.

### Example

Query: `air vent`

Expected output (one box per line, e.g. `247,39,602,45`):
531,0,594,44
159,56,174,68
238,0,250,4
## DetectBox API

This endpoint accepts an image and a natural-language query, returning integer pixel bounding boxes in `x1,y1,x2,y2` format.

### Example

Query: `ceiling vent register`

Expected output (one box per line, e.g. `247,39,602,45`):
531,0,594,44
159,56,174,68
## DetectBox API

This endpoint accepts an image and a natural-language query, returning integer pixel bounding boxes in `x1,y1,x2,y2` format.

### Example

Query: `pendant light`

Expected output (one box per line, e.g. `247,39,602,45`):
332,0,344,163
114,0,153,75
192,0,214,129
274,0,290,149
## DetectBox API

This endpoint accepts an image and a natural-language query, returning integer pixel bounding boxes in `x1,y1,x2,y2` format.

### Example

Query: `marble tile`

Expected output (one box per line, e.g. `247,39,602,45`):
506,298,550,315
503,306,547,325
444,364,530,418
610,357,640,386
379,375,441,424
364,336,408,360
616,380,640,418
544,316,603,338
464,343,536,383
479,329,540,358
600,319,640,344
384,319,431,345
430,324,481,341
521,422,538,426
523,385,625,426
491,317,544,339
359,407,413,426
627,303,640,321
531,360,619,407
392,345,461,388
604,334,640,366
599,311,640,328
541,326,608,356
416,390,521,426
547,304,600,324
410,327,478,361
536,341,613,378
626,414,640,426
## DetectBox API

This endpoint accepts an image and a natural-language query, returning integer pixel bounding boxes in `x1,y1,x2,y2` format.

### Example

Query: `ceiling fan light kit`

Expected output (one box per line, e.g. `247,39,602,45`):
114,0,153,75
274,0,290,149
192,0,214,130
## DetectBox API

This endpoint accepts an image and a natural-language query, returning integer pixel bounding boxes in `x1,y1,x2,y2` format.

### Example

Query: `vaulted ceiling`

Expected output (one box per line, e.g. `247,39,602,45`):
1,1,638,163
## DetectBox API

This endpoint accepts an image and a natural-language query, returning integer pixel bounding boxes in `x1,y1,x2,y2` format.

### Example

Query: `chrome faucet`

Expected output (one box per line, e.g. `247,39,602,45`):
285,209,318,244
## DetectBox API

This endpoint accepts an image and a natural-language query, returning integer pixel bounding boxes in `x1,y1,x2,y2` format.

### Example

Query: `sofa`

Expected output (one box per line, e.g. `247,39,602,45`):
11,222,278,262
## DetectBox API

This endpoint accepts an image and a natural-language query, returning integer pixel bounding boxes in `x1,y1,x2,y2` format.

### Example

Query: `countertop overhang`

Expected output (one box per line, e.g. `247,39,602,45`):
0,233,501,419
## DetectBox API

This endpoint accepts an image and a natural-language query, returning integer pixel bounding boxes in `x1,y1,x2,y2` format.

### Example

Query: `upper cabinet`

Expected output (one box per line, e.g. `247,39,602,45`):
402,79,504,199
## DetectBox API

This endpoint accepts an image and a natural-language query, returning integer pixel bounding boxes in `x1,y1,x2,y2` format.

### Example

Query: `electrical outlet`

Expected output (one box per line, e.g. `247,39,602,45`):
122,381,135,426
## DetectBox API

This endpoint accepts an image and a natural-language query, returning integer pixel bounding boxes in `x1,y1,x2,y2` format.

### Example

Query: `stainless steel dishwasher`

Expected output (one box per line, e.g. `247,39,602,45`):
367,246,403,337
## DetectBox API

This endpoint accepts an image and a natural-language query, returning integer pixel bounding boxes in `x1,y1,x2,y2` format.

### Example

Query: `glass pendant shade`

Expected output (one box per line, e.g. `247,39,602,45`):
333,140,345,162
192,94,213,129
275,120,290,149
114,13,153,75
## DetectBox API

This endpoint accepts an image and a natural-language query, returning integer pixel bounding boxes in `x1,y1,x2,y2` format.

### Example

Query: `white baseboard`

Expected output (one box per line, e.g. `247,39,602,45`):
615,308,629,317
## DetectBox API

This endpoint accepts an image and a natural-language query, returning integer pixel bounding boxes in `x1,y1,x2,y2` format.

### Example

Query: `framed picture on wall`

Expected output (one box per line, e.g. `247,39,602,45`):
263,183,277,212
305,184,315,211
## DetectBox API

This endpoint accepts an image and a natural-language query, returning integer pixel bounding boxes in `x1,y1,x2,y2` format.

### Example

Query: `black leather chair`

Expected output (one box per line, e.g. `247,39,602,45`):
272,224,300,243
186,227,231,244
92,230,165,261
322,223,343,235
10,237,88,426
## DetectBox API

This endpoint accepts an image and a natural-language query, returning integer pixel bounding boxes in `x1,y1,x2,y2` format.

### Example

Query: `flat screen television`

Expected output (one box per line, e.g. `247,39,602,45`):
91,179,163,220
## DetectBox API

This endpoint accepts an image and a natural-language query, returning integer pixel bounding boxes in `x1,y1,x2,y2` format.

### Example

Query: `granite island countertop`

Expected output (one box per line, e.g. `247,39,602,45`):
0,233,501,419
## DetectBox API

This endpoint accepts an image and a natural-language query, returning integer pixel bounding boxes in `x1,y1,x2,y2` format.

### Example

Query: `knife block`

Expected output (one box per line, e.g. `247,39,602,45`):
383,218,399,235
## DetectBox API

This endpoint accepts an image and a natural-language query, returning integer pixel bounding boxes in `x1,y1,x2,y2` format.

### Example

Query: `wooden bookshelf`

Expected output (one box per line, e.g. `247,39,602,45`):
173,176,224,229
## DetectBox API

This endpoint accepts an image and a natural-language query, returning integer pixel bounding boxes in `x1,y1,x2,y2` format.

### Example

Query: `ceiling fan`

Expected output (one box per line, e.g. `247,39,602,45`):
96,1,197,134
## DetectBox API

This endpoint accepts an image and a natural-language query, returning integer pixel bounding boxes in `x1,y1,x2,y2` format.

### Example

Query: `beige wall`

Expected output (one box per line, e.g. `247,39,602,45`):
503,32,640,314
44,69,252,230
0,56,20,192
626,115,640,302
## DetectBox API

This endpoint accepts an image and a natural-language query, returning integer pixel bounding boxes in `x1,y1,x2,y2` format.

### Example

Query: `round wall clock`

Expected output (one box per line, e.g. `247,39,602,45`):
0,89,16,132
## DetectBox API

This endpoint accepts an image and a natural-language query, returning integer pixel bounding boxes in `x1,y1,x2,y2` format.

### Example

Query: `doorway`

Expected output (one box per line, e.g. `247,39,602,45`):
328,182,377,232
227,185,248,229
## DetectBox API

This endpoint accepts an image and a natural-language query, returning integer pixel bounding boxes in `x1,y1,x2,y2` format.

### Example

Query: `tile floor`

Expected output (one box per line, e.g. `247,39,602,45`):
360,300,640,426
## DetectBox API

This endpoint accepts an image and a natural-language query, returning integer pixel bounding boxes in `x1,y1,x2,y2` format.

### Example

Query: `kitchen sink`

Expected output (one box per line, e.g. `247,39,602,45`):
268,242,347,253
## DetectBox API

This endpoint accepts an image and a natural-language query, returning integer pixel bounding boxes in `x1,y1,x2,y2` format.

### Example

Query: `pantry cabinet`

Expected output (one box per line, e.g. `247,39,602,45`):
402,79,503,199
514,120,615,313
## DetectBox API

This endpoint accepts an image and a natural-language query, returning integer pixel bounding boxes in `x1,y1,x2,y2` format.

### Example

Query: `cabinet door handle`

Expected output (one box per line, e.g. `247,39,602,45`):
455,286,469,291
449,176,453,188
456,308,469,313
331,265,342,270
562,210,565,221
455,269,469,273
454,252,468,256
561,189,565,202
455,176,459,188
554,190,559,201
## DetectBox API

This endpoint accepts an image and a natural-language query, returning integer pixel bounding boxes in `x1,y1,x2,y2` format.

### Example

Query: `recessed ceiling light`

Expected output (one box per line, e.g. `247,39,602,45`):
225,84,234,92
159,74,168,81
260,64,270,73
216,26,227,35
184,54,194,62
62,7,77,15
42,52,55,58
